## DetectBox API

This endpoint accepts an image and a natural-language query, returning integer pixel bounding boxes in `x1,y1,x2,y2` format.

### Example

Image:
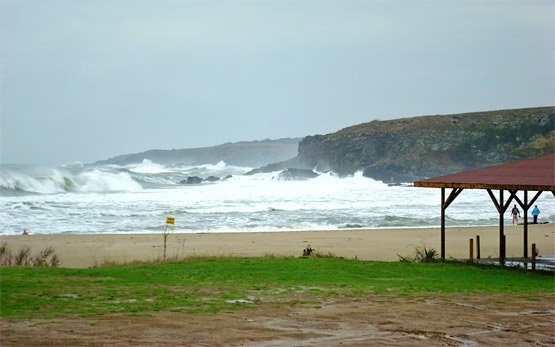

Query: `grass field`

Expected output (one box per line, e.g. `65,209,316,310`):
1,257,554,320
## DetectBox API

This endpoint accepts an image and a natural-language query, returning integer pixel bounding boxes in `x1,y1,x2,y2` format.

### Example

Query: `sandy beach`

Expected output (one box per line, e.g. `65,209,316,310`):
2,224,554,268
3,225,555,346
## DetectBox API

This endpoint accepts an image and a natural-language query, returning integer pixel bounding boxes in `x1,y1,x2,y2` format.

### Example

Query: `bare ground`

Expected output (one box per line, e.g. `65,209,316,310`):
2,293,554,346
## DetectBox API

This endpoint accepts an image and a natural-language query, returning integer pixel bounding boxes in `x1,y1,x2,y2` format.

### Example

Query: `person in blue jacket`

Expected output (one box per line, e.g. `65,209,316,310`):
532,205,540,224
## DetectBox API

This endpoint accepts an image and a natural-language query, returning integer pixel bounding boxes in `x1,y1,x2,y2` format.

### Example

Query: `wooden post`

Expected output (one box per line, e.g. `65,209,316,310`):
476,235,480,259
501,234,506,265
163,233,168,260
437,188,464,261
531,243,536,271
469,238,474,261
499,190,505,263
440,188,446,260
523,191,528,258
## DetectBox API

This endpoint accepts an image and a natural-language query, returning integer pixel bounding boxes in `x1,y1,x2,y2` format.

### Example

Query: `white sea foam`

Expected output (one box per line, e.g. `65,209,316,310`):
176,160,251,177
127,159,168,174
1,163,554,234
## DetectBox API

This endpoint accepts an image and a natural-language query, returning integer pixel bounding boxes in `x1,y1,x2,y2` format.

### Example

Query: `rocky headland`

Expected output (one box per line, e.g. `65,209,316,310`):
251,106,554,183
95,107,554,183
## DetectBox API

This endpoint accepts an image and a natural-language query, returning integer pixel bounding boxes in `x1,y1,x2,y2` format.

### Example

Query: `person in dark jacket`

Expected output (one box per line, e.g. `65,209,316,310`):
511,205,521,225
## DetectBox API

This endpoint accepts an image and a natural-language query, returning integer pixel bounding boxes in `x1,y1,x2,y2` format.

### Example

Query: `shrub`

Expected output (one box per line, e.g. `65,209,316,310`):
14,246,31,266
398,246,439,263
0,243,60,267
0,242,13,266
302,244,314,257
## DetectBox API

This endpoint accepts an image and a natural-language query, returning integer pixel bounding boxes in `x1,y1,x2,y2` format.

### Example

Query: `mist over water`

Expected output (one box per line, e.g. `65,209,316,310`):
1,161,554,235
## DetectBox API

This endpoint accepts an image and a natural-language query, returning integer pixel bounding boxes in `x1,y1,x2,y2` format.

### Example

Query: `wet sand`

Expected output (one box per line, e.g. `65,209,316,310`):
2,224,554,268
3,293,554,346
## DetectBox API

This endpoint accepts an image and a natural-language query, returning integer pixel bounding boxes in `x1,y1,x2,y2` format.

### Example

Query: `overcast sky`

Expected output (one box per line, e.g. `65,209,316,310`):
1,0,554,164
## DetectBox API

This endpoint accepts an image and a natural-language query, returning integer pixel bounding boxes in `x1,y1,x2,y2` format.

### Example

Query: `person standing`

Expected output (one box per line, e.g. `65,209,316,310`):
511,205,521,225
532,205,540,224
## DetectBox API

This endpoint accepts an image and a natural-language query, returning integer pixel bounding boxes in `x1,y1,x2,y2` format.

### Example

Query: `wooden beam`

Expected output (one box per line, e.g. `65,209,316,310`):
487,188,511,262
487,189,501,212
414,181,555,191
502,194,515,213
499,190,505,262
506,190,544,259
476,235,481,259
532,243,537,271
440,188,446,260
444,188,463,209
524,191,528,258
422,186,551,265
528,191,544,208
438,188,463,260
508,190,524,210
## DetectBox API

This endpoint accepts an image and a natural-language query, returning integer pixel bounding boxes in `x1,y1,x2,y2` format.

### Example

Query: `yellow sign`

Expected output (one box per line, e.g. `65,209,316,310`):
166,216,175,225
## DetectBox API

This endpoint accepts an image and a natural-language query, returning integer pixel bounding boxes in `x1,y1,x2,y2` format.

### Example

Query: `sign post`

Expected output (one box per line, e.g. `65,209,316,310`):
163,215,175,261
166,216,175,225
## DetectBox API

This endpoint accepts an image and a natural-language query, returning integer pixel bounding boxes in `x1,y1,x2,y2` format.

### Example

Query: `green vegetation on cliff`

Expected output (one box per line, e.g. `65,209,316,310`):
293,106,554,182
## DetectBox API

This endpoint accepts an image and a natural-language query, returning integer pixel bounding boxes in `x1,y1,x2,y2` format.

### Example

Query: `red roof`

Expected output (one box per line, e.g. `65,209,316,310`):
414,153,555,191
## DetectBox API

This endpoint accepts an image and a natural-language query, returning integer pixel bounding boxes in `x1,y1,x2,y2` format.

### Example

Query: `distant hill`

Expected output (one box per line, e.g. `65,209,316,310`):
250,106,555,182
95,138,301,167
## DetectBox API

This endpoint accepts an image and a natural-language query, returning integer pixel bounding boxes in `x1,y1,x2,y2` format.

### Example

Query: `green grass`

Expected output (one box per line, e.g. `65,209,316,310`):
1,257,553,319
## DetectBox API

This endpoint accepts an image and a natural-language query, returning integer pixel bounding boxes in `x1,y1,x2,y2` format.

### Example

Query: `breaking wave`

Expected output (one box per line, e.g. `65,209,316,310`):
0,166,142,195
0,160,252,195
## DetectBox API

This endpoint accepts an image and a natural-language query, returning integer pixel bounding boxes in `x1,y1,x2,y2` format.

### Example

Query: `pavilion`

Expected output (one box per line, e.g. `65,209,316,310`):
414,153,555,261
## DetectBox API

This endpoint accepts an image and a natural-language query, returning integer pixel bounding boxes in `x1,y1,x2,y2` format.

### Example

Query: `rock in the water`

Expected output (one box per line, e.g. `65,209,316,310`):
181,176,203,184
277,168,319,181
204,176,220,182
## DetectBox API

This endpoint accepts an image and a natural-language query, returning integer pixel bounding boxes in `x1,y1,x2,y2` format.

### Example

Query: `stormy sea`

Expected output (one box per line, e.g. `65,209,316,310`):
1,160,554,235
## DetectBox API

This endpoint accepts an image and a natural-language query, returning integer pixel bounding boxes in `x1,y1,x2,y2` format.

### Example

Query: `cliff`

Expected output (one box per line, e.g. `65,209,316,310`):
253,107,555,182
95,138,301,167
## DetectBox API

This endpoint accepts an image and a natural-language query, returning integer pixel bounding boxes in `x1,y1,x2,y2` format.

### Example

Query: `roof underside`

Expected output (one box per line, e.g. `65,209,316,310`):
414,153,555,191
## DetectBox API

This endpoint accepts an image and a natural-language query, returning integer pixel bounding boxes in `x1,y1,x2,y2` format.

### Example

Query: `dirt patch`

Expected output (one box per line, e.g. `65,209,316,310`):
2,293,554,346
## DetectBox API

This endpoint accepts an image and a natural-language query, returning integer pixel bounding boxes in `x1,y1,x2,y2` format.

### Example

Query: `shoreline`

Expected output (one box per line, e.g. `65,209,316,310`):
1,224,554,268
2,222,549,236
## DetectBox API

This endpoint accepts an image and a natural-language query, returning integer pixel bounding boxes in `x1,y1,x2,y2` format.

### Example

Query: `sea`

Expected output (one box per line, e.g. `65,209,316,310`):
1,160,554,235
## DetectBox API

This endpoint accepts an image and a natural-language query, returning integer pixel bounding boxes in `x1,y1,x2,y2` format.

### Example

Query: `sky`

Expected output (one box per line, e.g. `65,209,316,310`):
1,1,554,164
